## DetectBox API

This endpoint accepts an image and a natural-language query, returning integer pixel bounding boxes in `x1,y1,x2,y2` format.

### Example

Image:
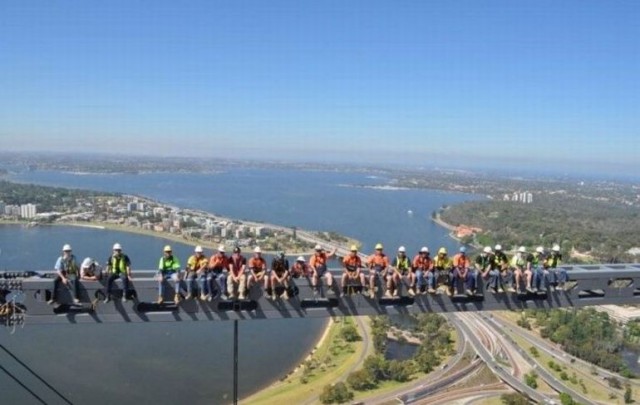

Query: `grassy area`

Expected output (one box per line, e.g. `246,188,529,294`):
242,317,364,405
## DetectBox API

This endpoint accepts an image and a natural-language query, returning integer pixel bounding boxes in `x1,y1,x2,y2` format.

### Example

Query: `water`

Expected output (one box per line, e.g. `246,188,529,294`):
9,168,481,253
622,349,640,375
385,340,419,362
1,168,481,403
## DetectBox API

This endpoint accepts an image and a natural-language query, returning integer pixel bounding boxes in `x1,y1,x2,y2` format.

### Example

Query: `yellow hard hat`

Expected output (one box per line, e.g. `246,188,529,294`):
163,245,172,252
438,247,447,255
375,243,384,250
350,245,358,252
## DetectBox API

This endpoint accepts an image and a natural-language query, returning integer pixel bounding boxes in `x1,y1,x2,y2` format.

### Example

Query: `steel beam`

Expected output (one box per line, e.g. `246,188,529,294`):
1,264,640,326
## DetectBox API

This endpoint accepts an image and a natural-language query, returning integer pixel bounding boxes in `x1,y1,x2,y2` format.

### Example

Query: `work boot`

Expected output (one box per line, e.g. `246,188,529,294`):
446,287,453,297
185,293,193,300
174,294,181,303
489,287,497,294
122,295,128,303
408,288,415,297
497,287,504,293
103,297,111,304
282,290,290,300
427,287,436,294
47,298,56,305
384,290,392,298
206,294,213,302
157,296,164,305
199,293,207,301
238,292,246,300
465,289,474,297
507,286,516,293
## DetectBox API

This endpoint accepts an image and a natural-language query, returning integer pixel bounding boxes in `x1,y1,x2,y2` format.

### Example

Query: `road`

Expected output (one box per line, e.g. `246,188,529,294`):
475,313,598,405
448,313,552,403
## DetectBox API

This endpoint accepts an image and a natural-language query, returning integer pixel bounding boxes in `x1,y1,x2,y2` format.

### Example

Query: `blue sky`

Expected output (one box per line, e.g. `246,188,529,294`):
1,1,638,173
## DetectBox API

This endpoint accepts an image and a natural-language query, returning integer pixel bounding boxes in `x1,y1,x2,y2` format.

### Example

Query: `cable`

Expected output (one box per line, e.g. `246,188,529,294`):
0,343,73,405
0,363,48,405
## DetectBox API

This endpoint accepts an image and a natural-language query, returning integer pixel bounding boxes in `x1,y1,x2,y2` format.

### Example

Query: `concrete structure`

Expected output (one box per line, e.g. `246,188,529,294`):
19,203,37,219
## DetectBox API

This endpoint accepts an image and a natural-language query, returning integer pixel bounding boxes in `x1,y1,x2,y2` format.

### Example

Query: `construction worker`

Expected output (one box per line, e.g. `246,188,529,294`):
493,244,510,293
452,247,475,296
309,245,337,293
412,247,433,294
433,247,453,294
208,245,229,299
546,244,566,290
532,246,549,292
185,246,208,300
341,245,366,297
391,246,411,297
367,243,390,298
228,247,247,300
290,256,311,279
104,243,133,303
511,246,533,293
268,251,290,300
48,244,80,305
80,257,101,281
247,247,267,292
156,245,181,304
477,246,497,293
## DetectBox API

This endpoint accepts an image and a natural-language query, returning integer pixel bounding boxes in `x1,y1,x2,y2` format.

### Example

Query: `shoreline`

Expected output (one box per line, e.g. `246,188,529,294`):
240,317,333,402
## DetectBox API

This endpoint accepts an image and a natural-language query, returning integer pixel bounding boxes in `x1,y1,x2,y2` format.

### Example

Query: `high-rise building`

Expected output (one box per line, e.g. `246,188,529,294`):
20,203,37,219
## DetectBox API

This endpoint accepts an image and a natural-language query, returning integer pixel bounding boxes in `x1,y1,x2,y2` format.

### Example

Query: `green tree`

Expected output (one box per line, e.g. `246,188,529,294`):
320,382,354,404
340,324,361,342
346,369,377,391
363,355,389,381
559,392,576,405
387,360,412,382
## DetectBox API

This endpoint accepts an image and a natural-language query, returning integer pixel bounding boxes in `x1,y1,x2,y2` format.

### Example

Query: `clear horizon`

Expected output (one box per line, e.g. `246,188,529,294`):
1,1,639,174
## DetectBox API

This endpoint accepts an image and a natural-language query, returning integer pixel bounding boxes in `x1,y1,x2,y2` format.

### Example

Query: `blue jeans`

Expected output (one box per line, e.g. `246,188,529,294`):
184,272,202,295
211,270,227,297
415,270,425,290
552,268,568,284
452,268,475,291
106,272,130,298
157,271,180,296
486,269,501,290
534,267,551,290
197,272,211,296
426,271,436,290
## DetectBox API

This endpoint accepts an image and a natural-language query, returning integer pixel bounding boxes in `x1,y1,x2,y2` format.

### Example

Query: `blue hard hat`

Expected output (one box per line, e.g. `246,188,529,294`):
459,247,467,253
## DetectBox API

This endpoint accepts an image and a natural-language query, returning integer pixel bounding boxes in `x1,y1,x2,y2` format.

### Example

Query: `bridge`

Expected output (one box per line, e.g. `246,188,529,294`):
2,263,640,327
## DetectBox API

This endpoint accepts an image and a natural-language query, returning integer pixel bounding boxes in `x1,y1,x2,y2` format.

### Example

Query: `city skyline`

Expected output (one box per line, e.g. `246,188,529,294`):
1,1,638,175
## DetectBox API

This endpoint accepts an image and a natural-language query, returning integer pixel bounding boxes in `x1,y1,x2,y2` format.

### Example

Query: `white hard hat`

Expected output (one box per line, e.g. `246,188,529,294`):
163,245,172,252
194,245,204,253
494,244,502,251
62,244,72,251
398,246,406,253
296,256,305,262
518,246,526,253
218,245,225,253
113,243,122,250
420,247,429,253
254,246,262,253
552,244,561,252
314,244,322,251
81,257,94,269
483,246,492,253
536,246,544,253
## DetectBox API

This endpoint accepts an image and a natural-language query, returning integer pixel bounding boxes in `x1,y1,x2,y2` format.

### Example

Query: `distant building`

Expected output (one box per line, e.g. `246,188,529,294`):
20,203,37,219
0,201,5,214
526,192,533,204
136,202,145,211
127,202,137,212
5,205,21,216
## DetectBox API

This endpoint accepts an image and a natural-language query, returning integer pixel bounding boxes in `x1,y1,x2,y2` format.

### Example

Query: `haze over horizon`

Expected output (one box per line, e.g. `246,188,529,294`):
1,2,638,175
